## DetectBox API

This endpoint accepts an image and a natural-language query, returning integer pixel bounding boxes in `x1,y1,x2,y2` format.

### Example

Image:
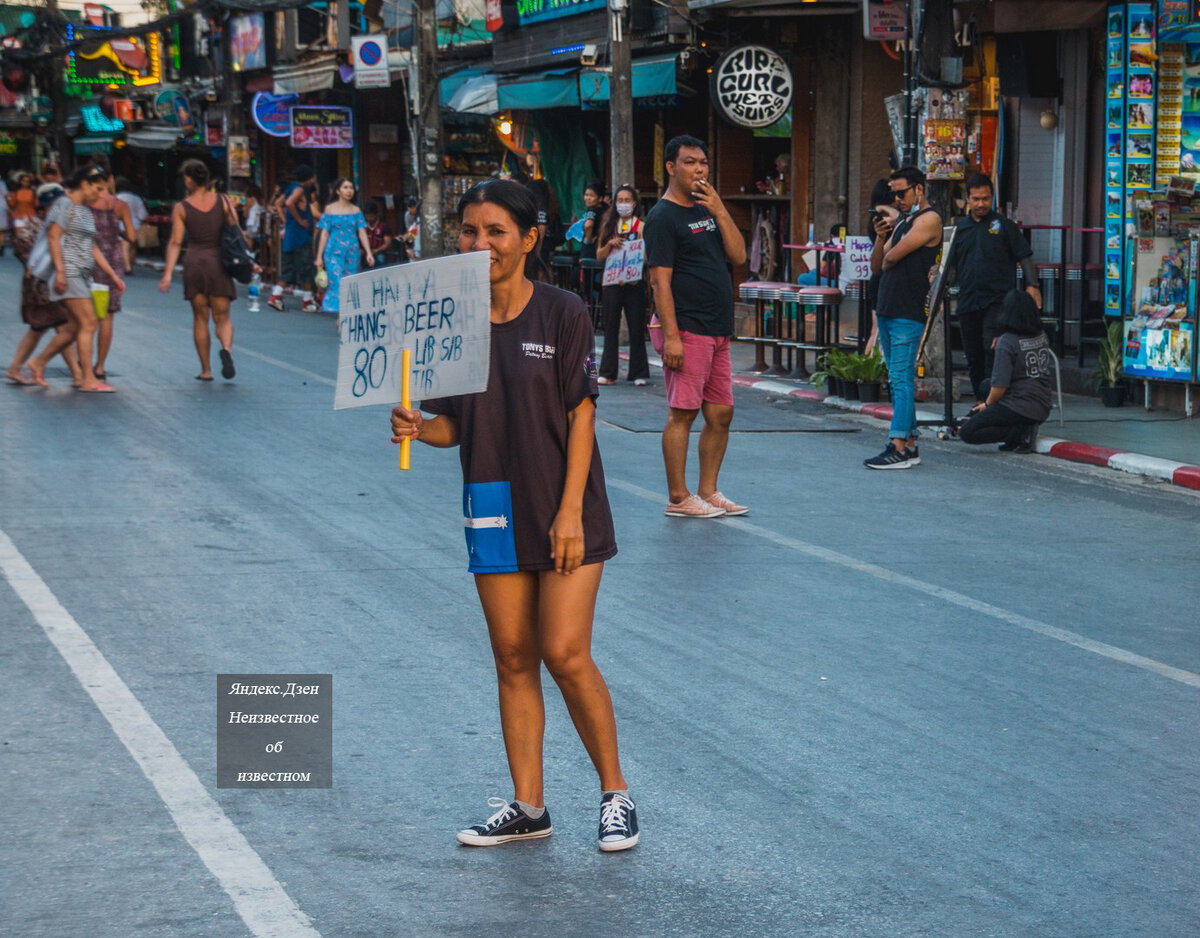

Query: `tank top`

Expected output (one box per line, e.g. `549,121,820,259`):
875,207,941,322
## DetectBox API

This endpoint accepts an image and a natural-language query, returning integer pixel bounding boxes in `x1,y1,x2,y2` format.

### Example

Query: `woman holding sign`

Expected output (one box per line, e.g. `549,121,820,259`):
390,180,639,853
595,185,649,386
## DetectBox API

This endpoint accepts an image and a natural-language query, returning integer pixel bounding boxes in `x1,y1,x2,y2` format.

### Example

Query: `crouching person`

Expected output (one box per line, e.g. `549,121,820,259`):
959,289,1052,454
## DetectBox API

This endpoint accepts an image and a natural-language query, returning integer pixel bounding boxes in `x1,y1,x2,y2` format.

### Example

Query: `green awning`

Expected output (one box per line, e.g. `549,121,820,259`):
498,70,579,110
578,54,678,104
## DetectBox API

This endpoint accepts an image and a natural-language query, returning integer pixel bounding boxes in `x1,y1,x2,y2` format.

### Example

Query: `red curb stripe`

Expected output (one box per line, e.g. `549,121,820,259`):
859,403,894,420
1047,441,1126,467
1172,465,1200,491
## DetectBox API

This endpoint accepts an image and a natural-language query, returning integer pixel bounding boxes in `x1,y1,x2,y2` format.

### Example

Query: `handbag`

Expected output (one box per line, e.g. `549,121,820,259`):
27,202,74,283
219,196,256,284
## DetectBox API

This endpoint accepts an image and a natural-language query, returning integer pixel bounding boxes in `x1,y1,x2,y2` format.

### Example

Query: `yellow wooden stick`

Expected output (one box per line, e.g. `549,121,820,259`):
400,347,412,471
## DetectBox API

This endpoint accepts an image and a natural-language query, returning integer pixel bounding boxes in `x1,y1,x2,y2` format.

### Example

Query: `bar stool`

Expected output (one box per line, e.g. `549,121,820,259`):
787,285,842,380
1036,263,1064,354
737,281,770,373
579,258,605,331
550,254,576,294
1066,262,1102,349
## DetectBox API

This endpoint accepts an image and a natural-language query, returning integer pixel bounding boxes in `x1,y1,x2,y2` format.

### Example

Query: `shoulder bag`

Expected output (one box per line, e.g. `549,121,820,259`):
219,196,256,284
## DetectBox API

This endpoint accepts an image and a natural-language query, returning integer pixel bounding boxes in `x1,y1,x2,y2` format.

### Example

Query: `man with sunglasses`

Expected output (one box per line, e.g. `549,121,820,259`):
865,166,943,469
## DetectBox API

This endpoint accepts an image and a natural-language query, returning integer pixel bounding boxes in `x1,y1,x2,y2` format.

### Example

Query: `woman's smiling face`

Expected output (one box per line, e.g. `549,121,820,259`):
458,201,536,284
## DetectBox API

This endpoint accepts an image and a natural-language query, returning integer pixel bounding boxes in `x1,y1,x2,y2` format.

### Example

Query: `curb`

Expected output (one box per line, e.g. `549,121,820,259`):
722,372,1200,492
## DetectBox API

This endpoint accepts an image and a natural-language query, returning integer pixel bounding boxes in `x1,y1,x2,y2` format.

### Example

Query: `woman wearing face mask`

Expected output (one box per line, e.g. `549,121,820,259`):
595,185,649,385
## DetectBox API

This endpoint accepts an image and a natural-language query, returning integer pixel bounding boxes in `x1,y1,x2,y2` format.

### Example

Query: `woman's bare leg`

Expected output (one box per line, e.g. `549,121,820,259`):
94,313,114,375
537,564,627,792
474,571,545,807
210,296,233,353
191,295,212,378
6,329,41,379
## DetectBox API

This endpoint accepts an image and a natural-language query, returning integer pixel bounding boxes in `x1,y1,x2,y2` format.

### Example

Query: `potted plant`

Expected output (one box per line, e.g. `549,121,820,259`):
853,348,888,403
812,348,853,397
1093,318,1126,407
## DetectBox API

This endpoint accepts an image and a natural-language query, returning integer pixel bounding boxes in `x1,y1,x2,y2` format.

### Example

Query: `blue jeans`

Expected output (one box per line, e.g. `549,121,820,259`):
876,316,924,441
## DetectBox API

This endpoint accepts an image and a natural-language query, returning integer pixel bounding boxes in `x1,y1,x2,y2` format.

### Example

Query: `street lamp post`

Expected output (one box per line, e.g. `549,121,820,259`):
416,0,443,259
609,0,633,192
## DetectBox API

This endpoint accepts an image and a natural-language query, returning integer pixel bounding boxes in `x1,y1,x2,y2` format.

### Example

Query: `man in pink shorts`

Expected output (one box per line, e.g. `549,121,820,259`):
644,135,749,518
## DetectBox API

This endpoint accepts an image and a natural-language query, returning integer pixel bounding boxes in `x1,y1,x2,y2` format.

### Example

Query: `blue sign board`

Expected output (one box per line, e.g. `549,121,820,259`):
516,0,604,26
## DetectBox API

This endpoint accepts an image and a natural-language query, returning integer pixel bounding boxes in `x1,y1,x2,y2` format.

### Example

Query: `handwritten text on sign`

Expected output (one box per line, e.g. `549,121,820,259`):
334,252,491,409
841,236,874,285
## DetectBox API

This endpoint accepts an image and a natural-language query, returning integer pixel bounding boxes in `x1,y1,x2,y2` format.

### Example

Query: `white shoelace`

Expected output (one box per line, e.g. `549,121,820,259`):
600,795,633,835
480,797,518,831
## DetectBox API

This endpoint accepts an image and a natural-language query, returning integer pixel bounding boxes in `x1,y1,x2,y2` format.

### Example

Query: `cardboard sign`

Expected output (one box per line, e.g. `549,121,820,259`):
602,239,645,285
334,252,492,410
841,236,874,285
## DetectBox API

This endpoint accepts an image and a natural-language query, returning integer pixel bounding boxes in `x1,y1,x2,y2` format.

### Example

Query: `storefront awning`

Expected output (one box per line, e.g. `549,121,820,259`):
273,56,338,95
579,54,678,105
445,73,499,114
497,70,579,110
125,126,182,151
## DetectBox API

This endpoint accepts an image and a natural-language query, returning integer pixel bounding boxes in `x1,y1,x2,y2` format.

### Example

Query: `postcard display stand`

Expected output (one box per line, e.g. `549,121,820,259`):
1108,4,1198,399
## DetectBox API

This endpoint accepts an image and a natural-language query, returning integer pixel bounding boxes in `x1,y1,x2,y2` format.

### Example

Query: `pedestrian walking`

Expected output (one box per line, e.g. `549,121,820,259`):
158,159,244,382
87,157,135,381
268,166,321,312
240,185,265,253
864,167,943,469
5,187,80,387
946,173,1041,401
8,173,36,233
644,134,749,518
958,290,1053,453
388,179,638,853
115,177,149,273
25,165,124,392
595,184,649,386
314,178,375,314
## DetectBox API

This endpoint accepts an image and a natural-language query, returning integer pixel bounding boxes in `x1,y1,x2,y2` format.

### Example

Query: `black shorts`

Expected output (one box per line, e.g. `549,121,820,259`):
280,247,315,287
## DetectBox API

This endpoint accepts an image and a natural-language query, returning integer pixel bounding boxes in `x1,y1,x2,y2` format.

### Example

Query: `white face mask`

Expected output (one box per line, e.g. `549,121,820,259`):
616,202,635,218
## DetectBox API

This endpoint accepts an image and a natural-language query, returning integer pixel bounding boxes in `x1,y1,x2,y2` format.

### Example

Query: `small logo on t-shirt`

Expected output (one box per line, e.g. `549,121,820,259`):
688,217,718,234
522,341,556,360
988,219,1002,235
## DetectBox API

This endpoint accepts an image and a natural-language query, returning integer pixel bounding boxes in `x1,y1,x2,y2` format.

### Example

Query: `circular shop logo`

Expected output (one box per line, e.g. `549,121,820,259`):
711,45,793,129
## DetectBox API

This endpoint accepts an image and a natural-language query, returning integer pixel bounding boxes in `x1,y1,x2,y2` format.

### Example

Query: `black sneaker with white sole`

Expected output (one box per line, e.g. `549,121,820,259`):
905,445,920,466
456,798,552,846
864,442,912,470
597,792,639,852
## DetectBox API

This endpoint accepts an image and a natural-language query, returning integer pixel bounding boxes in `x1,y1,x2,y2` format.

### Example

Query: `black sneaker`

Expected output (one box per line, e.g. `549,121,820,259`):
864,442,912,470
597,792,639,852
999,424,1038,453
456,798,552,847
905,445,920,466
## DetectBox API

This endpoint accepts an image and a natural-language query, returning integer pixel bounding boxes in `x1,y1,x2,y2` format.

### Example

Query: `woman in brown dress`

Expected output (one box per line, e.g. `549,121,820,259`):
159,159,240,381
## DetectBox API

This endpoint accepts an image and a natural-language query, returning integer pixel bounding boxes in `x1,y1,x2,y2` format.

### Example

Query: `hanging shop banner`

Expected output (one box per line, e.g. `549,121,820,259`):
290,106,354,149
228,135,251,178
351,35,390,89
230,14,267,72
863,0,908,41
516,0,604,26
485,0,504,31
923,120,966,179
66,24,162,89
252,92,298,138
334,252,492,410
711,45,793,130
154,90,195,134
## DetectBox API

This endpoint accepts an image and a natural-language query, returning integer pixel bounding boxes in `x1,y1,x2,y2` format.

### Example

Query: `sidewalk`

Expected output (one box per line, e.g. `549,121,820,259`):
624,339,1200,492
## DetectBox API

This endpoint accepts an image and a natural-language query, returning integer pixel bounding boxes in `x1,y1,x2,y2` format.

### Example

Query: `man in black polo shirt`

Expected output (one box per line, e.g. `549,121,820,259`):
645,134,748,517
947,173,1040,401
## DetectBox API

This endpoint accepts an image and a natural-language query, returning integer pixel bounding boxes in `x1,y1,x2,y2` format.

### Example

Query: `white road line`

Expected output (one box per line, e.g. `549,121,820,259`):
607,478,1200,689
234,346,336,387
0,528,322,938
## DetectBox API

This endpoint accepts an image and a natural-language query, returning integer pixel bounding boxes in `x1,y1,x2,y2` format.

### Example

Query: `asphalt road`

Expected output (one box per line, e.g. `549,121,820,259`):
2,259,1197,938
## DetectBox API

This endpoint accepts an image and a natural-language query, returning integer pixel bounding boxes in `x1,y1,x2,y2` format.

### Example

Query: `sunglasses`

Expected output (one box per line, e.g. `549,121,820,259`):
84,169,108,182
890,185,915,199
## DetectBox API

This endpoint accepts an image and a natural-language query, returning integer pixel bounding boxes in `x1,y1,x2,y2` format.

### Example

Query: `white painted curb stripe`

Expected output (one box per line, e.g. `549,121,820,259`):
0,528,322,938
1107,452,1186,481
608,478,1200,689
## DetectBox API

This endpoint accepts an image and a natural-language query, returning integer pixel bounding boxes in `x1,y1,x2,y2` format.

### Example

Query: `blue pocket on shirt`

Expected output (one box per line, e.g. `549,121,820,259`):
463,482,518,573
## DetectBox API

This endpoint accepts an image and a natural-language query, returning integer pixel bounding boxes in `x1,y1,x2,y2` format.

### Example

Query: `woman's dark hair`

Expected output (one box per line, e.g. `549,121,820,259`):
584,179,606,200
996,289,1045,337
456,179,549,282
180,159,209,187
868,178,892,209
598,184,642,244
66,164,109,190
327,177,354,204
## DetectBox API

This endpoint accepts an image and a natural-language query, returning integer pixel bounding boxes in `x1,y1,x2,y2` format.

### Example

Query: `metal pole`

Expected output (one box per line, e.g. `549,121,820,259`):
609,0,633,190
416,0,443,259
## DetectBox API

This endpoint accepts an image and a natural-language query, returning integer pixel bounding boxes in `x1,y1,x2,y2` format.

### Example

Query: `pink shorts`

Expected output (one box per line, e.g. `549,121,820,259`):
650,320,733,410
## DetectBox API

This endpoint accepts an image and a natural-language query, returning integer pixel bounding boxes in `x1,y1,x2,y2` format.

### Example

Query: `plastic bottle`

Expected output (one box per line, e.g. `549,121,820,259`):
248,272,261,312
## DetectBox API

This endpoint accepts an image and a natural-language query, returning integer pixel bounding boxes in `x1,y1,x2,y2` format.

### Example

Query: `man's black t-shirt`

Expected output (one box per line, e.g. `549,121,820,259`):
949,211,1032,313
422,282,617,573
643,199,734,336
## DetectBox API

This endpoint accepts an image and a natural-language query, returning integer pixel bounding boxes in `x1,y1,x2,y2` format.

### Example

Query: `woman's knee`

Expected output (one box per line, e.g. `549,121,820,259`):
490,638,541,679
540,641,591,682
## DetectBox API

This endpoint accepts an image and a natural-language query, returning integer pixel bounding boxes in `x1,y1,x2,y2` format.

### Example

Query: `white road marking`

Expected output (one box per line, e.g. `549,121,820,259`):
607,478,1200,689
234,346,336,387
0,528,322,938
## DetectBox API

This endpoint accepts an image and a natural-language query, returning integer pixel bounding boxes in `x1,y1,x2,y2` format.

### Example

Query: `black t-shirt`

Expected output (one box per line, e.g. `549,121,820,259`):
875,207,941,322
992,331,1053,422
949,211,1032,313
422,282,617,573
643,199,735,336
